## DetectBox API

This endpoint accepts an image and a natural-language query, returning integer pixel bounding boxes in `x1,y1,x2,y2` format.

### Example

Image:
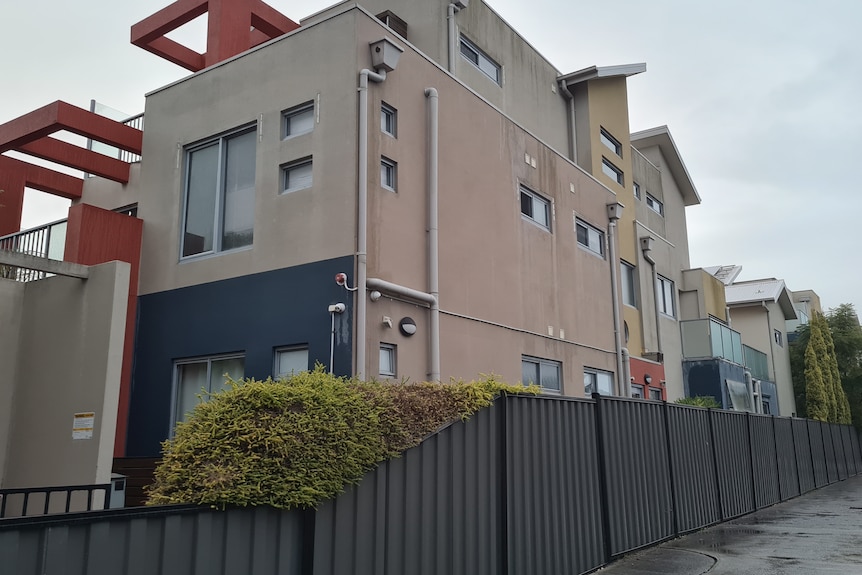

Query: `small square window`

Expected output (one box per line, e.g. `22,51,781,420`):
381,157,397,191
576,218,604,257
774,329,783,347
601,157,624,185
649,388,663,401
381,103,397,137
631,384,644,399
520,186,551,230
460,36,501,85
282,102,314,138
584,368,614,396
380,343,396,377
522,356,561,393
600,128,622,157
646,193,664,216
633,181,642,200
281,158,313,193
274,346,309,378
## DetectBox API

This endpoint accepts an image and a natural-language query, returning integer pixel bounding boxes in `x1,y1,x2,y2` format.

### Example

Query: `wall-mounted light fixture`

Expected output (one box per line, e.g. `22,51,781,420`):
644,374,653,385
399,317,417,336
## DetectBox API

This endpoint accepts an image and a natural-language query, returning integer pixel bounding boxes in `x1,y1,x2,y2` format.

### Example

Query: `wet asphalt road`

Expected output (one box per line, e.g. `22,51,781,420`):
597,474,862,574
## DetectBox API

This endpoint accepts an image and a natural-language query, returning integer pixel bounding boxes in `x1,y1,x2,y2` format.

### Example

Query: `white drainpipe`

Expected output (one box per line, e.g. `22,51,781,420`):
606,203,626,396
447,4,461,72
356,68,387,379
425,87,441,381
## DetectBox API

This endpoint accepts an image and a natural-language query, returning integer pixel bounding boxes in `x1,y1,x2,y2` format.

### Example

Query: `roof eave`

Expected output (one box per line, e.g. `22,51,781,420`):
631,125,701,206
557,63,647,87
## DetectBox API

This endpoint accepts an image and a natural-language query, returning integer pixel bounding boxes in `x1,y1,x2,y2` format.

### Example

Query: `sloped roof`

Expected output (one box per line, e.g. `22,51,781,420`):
725,279,798,320
557,63,647,86
630,126,700,206
703,265,743,286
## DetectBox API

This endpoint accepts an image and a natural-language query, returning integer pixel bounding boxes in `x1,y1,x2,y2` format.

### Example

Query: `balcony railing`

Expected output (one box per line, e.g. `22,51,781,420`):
0,218,68,282
744,344,771,381
681,318,744,365
0,483,113,519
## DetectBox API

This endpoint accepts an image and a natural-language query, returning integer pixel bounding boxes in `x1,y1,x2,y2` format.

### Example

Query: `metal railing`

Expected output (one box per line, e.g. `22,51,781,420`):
119,113,145,163
0,218,68,282
0,483,112,519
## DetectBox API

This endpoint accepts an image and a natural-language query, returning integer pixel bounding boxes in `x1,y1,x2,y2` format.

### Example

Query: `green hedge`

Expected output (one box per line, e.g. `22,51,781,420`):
147,367,536,509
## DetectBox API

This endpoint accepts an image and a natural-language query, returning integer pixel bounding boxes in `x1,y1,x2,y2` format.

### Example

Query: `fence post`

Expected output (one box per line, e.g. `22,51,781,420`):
838,424,849,480
820,421,831,484
771,415,781,500
592,393,613,563
746,412,758,510
807,420,818,489
497,393,509,574
661,401,679,537
789,418,801,497
707,408,724,521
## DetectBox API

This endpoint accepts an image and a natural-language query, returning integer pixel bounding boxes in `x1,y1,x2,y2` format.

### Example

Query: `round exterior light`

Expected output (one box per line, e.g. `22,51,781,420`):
644,374,653,385
399,317,417,336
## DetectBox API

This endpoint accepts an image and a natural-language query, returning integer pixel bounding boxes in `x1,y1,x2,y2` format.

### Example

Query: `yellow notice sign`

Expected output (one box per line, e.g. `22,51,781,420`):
73,412,95,440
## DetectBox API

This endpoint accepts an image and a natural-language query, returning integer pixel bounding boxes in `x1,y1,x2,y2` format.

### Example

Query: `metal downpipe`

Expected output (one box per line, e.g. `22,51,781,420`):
425,87,441,381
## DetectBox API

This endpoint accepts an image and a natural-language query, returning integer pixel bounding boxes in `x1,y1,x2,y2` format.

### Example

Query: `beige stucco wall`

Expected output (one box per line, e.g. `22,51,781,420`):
728,303,797,416
0,278,25,486
128,12,362,295
77,163,142,213
1,261,128,489
360,13,618,393
680,269,728,322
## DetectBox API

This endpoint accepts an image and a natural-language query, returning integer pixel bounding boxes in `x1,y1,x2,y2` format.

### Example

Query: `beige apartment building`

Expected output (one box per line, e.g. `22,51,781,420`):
0,0,707,466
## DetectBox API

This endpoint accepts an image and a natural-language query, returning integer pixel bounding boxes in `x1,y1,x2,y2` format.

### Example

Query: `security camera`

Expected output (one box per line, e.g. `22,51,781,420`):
328,303,346,313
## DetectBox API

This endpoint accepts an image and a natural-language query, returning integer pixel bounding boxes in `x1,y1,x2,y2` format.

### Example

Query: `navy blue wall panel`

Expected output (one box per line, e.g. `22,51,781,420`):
128,256,354,456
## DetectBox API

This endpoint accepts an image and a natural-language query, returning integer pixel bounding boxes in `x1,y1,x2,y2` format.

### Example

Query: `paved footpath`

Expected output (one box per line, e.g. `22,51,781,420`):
598,474,862,575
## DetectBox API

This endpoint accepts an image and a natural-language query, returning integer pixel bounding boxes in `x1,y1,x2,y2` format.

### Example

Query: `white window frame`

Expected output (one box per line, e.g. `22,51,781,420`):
601,157,624,185
181,124,257,259
522,356,562,393
380,343,397,377
381,157,397,191
274,346,309,378
459,35,501,85
281,157,313,194
774,329,783,347
633,181,642,200
381,102,397,137
282,101,314,139
172,353,245,428
520,185,551,231
631,384,644,399
584,367,614,397
600,128,622,157
646,193,664,216
621,260,637,308
657,275,676,318
576,218,604,257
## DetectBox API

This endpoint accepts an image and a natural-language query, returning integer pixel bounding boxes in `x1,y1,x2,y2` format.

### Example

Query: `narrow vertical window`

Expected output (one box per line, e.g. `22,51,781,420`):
380,343,396,377
381,157,397,191
621,260,637,307
381,103,397,137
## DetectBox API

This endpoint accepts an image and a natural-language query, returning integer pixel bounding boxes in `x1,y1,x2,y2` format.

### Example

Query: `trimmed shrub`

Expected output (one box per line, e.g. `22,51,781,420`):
675,396,721,409
147,367,536,509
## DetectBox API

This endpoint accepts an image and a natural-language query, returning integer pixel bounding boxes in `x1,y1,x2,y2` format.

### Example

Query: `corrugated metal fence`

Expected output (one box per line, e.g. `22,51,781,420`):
2,395,860,575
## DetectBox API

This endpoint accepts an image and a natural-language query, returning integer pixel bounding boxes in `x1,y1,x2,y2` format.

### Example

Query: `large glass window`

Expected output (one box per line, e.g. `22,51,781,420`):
182,126,256,257
174,354,244,425
522,356,561,393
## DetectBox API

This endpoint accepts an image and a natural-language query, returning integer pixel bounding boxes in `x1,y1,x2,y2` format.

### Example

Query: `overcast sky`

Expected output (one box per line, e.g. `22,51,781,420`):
2,0,860,314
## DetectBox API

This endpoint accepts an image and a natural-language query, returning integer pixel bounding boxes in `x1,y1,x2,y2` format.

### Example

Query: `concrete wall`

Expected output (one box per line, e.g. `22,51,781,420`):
728,303,797,417
680,269,728,322
0,261,129,488
0,278,25,485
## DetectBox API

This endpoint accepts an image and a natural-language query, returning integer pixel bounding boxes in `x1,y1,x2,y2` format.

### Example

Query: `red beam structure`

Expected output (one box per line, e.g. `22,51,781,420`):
131,0,300,72
0,156,83,236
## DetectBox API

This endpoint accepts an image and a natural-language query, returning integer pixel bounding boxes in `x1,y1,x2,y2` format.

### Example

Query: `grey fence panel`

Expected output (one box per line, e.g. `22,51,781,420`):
598,398,673,556
506,396,605,575
821,422,839,483
773,417,800,500
313,403,501,575
831,425,848,480
792,419,816,493
854,429,862,472
844,426,859,476
665,405,720,533
0,505,304,575
808,420,829,487
749,415,780,509
711,410,755,519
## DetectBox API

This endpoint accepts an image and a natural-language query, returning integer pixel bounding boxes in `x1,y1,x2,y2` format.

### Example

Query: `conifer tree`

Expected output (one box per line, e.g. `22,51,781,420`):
805,341,829,421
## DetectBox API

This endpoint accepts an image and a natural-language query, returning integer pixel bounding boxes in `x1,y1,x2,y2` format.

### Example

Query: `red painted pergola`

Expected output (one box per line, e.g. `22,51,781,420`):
131,0,300,72
0,101,143,236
